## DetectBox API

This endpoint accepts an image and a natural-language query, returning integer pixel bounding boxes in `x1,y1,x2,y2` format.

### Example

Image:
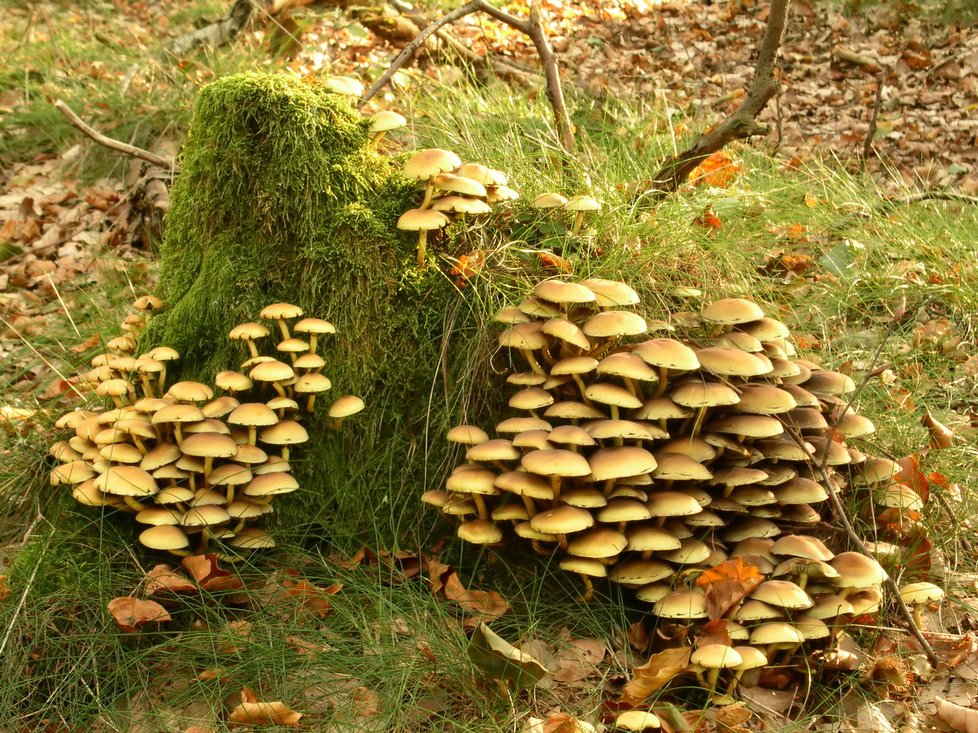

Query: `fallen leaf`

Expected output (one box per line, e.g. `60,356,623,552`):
107,596,171,632
468,623,548,690
283,578,342,617
437,567,509,626
227,699,303,726
181,554,242,592
921,410,954,450
621,647,692,704
694,206,723,230
696,557,764,619
144,564,197,596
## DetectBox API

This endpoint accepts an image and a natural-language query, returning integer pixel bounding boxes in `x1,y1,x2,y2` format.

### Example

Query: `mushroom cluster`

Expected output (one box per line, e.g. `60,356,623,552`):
398,149,519,266
430,278,941,696
49,299,364,558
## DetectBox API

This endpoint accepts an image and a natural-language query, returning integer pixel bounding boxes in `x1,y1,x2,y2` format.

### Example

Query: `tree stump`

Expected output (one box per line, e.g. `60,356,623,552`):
144,73,494,539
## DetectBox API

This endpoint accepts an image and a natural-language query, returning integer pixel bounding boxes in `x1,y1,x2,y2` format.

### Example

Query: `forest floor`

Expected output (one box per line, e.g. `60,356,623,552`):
1,1,978,732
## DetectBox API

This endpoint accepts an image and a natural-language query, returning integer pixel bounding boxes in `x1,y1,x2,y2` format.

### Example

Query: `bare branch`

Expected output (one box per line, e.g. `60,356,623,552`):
54,100,179,172
360,2,480,107
782,316,938,666
645,0,790,198
363,0,574,153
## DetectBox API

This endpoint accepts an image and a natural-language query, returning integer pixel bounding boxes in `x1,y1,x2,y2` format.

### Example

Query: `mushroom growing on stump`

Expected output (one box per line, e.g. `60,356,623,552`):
259,303,304,340
397,208,450,267
229,322,271,360
403,148,463,208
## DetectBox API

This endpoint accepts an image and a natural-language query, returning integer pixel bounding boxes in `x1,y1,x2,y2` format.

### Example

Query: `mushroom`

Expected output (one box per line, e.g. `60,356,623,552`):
327,395,365,430
397,208,450,267
899,581,944,630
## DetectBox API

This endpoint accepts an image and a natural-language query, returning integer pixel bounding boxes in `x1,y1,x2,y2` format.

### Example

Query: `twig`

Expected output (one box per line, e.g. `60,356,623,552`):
54,100,179,172
642,0,790,200
361,0,574,153
360,1,480,107
782,317,938,666
861,71,886,166
833,47,883,72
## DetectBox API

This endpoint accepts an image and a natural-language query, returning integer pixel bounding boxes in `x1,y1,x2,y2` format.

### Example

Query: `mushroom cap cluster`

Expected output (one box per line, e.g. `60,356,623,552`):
397,148,518,266
50,299,364,557
432,278,938,695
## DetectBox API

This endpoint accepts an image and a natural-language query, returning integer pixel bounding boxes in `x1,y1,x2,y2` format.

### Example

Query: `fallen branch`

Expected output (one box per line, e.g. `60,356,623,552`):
642,0,790,200
54,100,180,172
361,0,574,153
168,0,254,55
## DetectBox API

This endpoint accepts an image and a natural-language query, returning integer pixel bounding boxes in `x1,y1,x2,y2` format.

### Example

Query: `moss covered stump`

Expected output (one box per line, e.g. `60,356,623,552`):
145,73,494,542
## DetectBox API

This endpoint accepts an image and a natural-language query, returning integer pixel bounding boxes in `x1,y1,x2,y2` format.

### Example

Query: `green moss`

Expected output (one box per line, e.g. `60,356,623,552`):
144,73,500,542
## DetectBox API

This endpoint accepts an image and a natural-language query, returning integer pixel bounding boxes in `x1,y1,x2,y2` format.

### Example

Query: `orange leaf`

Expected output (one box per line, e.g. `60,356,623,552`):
227,700,303,726
539,252,573,273
895,454,929,503
283,578,343,617
694,207,723,230
107,596,171,632
921,410,954,450
804,192,819,208
181,553,243,592
696,557,764,620
144,563,197,596
621,647,692,704
442,571,509,627
689,153,741,188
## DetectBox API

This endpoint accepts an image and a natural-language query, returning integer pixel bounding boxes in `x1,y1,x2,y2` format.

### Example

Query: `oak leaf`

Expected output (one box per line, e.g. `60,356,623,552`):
620,647,691,704
696,556,764,620
107,596,171,632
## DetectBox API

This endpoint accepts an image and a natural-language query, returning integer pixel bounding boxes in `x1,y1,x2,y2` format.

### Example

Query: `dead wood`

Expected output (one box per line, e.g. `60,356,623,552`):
168,0,255,55
642,0,790,202
54,100,179,172
361,0,574,153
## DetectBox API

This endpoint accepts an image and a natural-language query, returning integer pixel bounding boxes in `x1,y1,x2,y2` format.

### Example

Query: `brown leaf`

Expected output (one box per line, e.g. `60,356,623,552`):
107,596,171,632
895,454,929,503
621,647,691,704
696,619,734,648
921,410,954,450
935,696,978,733
227,699,303,726
144,563,198,596
696,557,764,620
283,578,342,617
181,554,242,592
626,620,651,652
441,571,509,626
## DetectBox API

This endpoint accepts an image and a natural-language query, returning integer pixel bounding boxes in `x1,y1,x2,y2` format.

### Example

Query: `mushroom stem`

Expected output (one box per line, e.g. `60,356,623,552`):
519,348,546,376
725,669,746,697
912,604,924,631
703,667,721,697
571,211,585,235
472,494,490,521
248,426,258,446
122,496,149,512
577,574,594,603
139,374,156,399
654,367,670,397
244,339,259,359
420,180,436,209
549,476,562,504
416,230,429,267
305,395,317,412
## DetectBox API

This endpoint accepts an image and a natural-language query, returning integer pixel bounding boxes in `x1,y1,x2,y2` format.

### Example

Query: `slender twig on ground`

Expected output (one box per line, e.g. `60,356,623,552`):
641,0,790,201
54,100,179,172
361,0,574,153
781,314,938,666
861,70,886,166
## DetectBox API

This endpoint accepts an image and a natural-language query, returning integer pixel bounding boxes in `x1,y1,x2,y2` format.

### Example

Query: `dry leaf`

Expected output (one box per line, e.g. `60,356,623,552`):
936,694,978,732
144,564,197,596
468,623,548,690
227,699,303,726
107,596,171,632
696,557,764,619
620,647,691,704
181,554,242,592
438,568,509,626
283,578,343,617
921,409,954,450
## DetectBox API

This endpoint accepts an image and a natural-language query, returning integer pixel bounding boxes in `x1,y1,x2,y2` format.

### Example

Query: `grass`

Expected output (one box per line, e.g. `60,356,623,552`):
2,1,978,730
